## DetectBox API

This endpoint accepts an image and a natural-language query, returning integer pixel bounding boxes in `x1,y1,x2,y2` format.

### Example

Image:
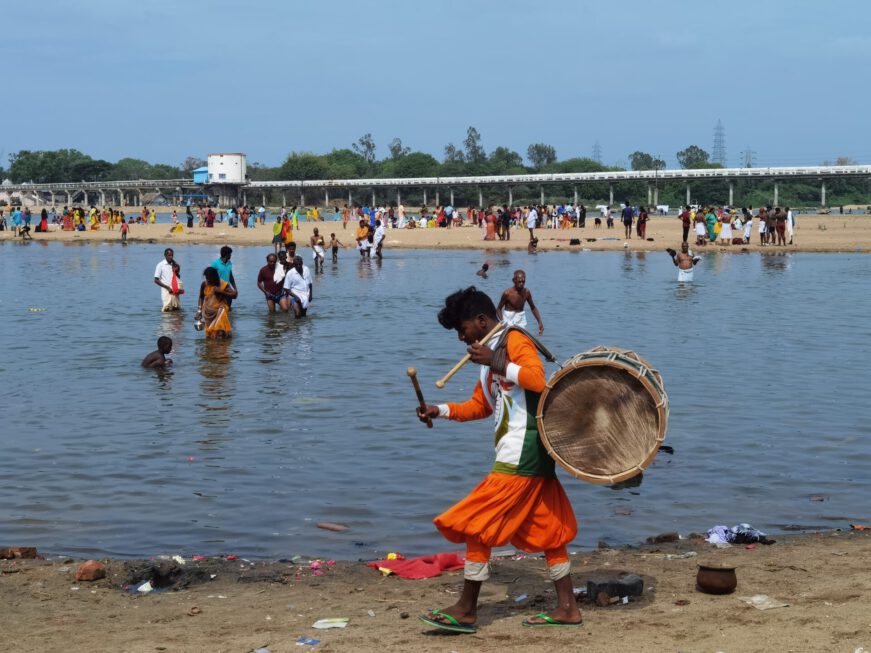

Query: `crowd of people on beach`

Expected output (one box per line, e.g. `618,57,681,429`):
677,204,796,247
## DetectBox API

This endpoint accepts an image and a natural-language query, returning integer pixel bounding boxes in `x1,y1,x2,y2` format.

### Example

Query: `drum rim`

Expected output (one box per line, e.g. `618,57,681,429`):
536,346,668,485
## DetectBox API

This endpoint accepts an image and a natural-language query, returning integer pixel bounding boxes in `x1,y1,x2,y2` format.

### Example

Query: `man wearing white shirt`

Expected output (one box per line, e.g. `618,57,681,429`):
526,206,538,241
374,219,386,259
281,256,313,318
153,248,179,311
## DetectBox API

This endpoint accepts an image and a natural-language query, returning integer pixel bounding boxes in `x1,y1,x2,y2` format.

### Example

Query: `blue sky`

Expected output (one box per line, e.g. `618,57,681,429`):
3,0,869,169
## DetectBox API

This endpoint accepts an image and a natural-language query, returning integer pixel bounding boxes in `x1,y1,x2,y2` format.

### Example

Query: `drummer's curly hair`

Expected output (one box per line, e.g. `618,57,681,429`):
438,286,497,330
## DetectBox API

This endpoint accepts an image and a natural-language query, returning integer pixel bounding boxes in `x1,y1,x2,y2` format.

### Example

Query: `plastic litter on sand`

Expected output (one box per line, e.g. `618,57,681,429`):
296,637,321,646
312,618,349,629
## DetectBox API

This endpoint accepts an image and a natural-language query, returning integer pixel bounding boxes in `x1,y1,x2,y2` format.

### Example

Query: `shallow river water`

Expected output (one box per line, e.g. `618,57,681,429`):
1,241,869,559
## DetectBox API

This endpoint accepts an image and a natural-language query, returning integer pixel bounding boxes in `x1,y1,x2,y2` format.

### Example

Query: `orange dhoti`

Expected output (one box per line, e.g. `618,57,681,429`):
434,472,577,576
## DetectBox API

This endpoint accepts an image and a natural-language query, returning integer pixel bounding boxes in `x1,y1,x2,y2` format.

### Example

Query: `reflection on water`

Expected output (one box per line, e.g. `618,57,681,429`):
0,243,870,559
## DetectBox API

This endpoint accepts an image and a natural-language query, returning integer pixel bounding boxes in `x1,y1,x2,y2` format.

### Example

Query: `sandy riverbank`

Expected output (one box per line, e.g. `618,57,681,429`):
2,213,869,253
2,530,868,652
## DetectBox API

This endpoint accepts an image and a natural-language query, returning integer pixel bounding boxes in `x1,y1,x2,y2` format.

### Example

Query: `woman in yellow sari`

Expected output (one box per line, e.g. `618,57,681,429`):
196,267,237,338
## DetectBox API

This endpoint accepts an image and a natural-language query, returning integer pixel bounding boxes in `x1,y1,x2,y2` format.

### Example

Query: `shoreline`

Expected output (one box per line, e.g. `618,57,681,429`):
2,213,869,253
3,529,868,652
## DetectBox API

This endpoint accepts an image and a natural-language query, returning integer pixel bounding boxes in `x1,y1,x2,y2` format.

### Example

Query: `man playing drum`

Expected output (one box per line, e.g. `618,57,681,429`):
416,287,581,633
496,270,544,335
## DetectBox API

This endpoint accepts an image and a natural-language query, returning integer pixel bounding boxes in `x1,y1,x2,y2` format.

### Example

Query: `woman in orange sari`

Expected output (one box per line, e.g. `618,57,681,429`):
196,267,237,339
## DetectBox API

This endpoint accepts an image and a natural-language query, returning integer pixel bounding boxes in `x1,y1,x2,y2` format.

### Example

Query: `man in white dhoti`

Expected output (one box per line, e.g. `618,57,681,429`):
668,242,700,282
496,269,544,335
281,256,313,318
153,248,182,311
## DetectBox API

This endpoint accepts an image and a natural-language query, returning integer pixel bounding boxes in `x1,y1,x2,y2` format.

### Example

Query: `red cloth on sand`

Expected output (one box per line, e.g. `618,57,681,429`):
367,552,464,579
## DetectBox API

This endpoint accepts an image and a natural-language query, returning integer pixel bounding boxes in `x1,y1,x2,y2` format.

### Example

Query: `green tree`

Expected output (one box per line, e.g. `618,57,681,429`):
548,157,608,173
8,149,95,183
489,146,524,173
443,143,465,163
279,152,330,180
388,138,411,161
112,157,157,180
628,151,665,171
182,156,206,173
463,127,486,165
676,145,711,169
526,143,557,170
394,151,440,178
323,149,368,178
351,133,377,168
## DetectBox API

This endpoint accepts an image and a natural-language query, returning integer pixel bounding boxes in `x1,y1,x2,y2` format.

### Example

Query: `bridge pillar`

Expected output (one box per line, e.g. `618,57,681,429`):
66,191,72,205
508,186,513,206
423,189,427,206
653,186,659,206
821,180,826,207
729,181,734,206
348,189,352,206
435,190,439,207
100,190,105,206
263,192,267,207
540,185,544,205
396,189,401,208
647,183,652,206
300,190,305,207
773,181,779,206
371,190,376,207
478,186,483,208
573,186,578,205
324,189,329,208
450,188,455,207
609,184,614,206
51,192,56,207
686,183,691,205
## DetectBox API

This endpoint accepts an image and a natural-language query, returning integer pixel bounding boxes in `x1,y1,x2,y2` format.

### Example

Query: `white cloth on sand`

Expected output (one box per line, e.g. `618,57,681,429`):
502,309,528,328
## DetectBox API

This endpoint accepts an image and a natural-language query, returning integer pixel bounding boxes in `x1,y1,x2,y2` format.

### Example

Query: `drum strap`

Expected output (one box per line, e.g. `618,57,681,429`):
491,326,557,376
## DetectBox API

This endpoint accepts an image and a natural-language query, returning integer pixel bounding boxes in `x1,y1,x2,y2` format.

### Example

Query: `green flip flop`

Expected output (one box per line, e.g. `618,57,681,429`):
522,612,584,628
419,609,477,634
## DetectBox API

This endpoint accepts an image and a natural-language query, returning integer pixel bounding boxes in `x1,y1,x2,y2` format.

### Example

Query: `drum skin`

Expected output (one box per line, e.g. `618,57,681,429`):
536,346,668,485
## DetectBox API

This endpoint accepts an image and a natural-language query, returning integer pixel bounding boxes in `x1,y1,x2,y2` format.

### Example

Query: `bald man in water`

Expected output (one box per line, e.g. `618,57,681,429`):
496,270,544,335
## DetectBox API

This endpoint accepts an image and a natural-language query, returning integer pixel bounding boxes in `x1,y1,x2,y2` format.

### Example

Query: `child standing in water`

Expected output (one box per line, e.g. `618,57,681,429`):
329,233,345,263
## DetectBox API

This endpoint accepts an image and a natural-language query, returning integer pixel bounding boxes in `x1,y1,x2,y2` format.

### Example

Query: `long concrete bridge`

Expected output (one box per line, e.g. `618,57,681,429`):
3,165,869,209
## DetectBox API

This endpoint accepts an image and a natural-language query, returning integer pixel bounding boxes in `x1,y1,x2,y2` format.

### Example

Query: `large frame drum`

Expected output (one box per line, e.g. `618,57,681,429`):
536,346,668,485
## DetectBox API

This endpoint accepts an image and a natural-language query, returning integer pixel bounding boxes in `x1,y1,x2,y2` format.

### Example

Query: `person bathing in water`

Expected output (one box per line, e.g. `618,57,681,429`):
496,269,544,334
141,336,173,369
667,242,701,282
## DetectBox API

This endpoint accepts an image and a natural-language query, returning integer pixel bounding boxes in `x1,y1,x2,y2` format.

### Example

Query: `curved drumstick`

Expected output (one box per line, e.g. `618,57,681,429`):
407,367,433,428
435,323,504,389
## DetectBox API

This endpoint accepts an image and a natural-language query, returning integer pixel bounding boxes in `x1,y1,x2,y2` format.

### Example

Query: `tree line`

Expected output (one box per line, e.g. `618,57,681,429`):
2,130,867,207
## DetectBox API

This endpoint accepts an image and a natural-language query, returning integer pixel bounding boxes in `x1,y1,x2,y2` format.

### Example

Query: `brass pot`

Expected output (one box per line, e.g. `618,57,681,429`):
696,565,737,594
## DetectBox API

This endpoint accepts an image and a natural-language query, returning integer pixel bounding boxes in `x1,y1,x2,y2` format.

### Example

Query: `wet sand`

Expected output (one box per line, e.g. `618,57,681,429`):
2,531,868,652
2,213,869,253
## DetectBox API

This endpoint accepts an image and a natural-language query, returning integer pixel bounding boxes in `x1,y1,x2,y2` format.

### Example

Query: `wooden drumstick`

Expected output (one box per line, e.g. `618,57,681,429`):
435,323,505,389
407,367,433,428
